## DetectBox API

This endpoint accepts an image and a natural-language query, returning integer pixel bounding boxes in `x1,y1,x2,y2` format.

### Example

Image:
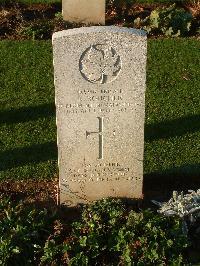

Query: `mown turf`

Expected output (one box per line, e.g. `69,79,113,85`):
0,41,57,180
0,39,199,181
145,38,200,180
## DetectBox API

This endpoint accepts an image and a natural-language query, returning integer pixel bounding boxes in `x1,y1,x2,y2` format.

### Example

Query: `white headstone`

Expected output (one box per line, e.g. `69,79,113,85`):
62,0,105,25
53,26,147,206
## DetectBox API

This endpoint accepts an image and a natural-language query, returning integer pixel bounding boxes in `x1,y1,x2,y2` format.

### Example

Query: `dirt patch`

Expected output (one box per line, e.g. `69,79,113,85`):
0,2,80,40
0,178,58,207
0,1,197,40
0,2,109,39
0,174,200,222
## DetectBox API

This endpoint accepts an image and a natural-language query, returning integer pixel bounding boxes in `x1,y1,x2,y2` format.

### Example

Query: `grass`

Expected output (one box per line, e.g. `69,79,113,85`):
0,39,199,181
145,38,200,179
0,41,57,180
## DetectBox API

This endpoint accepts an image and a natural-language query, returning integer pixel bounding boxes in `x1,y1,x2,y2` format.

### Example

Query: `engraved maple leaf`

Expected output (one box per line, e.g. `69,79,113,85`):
81,45,120,84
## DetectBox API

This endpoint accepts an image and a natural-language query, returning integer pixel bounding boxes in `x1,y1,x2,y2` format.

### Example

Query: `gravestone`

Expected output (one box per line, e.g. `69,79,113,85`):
53,26,147,206
62,0,105,25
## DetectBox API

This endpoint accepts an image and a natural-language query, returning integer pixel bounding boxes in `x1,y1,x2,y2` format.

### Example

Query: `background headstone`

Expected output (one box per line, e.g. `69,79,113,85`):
62,0,105,25
53,26,147,206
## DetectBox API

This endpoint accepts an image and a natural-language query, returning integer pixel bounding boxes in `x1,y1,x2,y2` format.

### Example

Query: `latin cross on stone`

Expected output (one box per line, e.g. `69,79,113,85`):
86,117,104,159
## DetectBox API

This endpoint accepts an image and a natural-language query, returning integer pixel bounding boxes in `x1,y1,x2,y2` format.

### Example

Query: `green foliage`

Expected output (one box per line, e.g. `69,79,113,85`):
21,21,54,40
42,199,188,265
0,198,54,266
54,12,62,19
134,4,193,36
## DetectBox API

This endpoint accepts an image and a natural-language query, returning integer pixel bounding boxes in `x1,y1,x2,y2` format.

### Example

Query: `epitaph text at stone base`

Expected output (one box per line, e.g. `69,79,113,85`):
53,27,147,206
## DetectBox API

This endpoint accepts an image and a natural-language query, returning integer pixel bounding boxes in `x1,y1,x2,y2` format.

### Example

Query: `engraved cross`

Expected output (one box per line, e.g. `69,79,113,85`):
86,117,104,159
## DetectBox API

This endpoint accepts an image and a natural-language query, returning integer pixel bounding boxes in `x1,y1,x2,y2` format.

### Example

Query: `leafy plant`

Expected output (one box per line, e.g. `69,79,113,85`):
134,4,193,36
54,12,62,19
42,198,188,265
21,20,54,40
0,198,55,266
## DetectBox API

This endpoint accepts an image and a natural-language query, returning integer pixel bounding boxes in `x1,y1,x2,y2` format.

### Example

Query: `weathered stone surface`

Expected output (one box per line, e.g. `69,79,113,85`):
62,0,105,25
53,26,147,206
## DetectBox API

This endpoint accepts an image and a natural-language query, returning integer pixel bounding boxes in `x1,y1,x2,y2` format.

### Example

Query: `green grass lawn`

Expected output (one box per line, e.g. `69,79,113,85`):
0,41,57,180
145,38,200,181
0,38,199,181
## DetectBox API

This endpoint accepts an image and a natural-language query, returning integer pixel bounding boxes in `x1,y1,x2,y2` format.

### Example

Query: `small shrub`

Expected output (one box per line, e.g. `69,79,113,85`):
20,20,54,40
55,12,63,20
42,198,188,265
0,198,191,265
0,198,54,266
134,4,193,36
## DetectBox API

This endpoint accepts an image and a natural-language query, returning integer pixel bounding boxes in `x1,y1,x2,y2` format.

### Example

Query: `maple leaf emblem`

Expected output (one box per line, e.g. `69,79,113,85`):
80,45,121,84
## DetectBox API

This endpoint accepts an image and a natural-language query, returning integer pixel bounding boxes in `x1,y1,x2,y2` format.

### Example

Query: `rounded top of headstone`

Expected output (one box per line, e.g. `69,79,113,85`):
52,26,146,41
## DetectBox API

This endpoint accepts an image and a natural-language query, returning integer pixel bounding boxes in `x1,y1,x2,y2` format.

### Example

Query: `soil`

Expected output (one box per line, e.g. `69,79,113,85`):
1,173,200,208
0,1,197,40
0,179,58,207
0,3,62,40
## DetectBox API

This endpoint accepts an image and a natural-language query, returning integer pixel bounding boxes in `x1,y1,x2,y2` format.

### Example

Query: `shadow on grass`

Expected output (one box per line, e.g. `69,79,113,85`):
145,114,200,141
0,141,57,171
0,103,55,125
144,163,200,201
0,108,199,183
